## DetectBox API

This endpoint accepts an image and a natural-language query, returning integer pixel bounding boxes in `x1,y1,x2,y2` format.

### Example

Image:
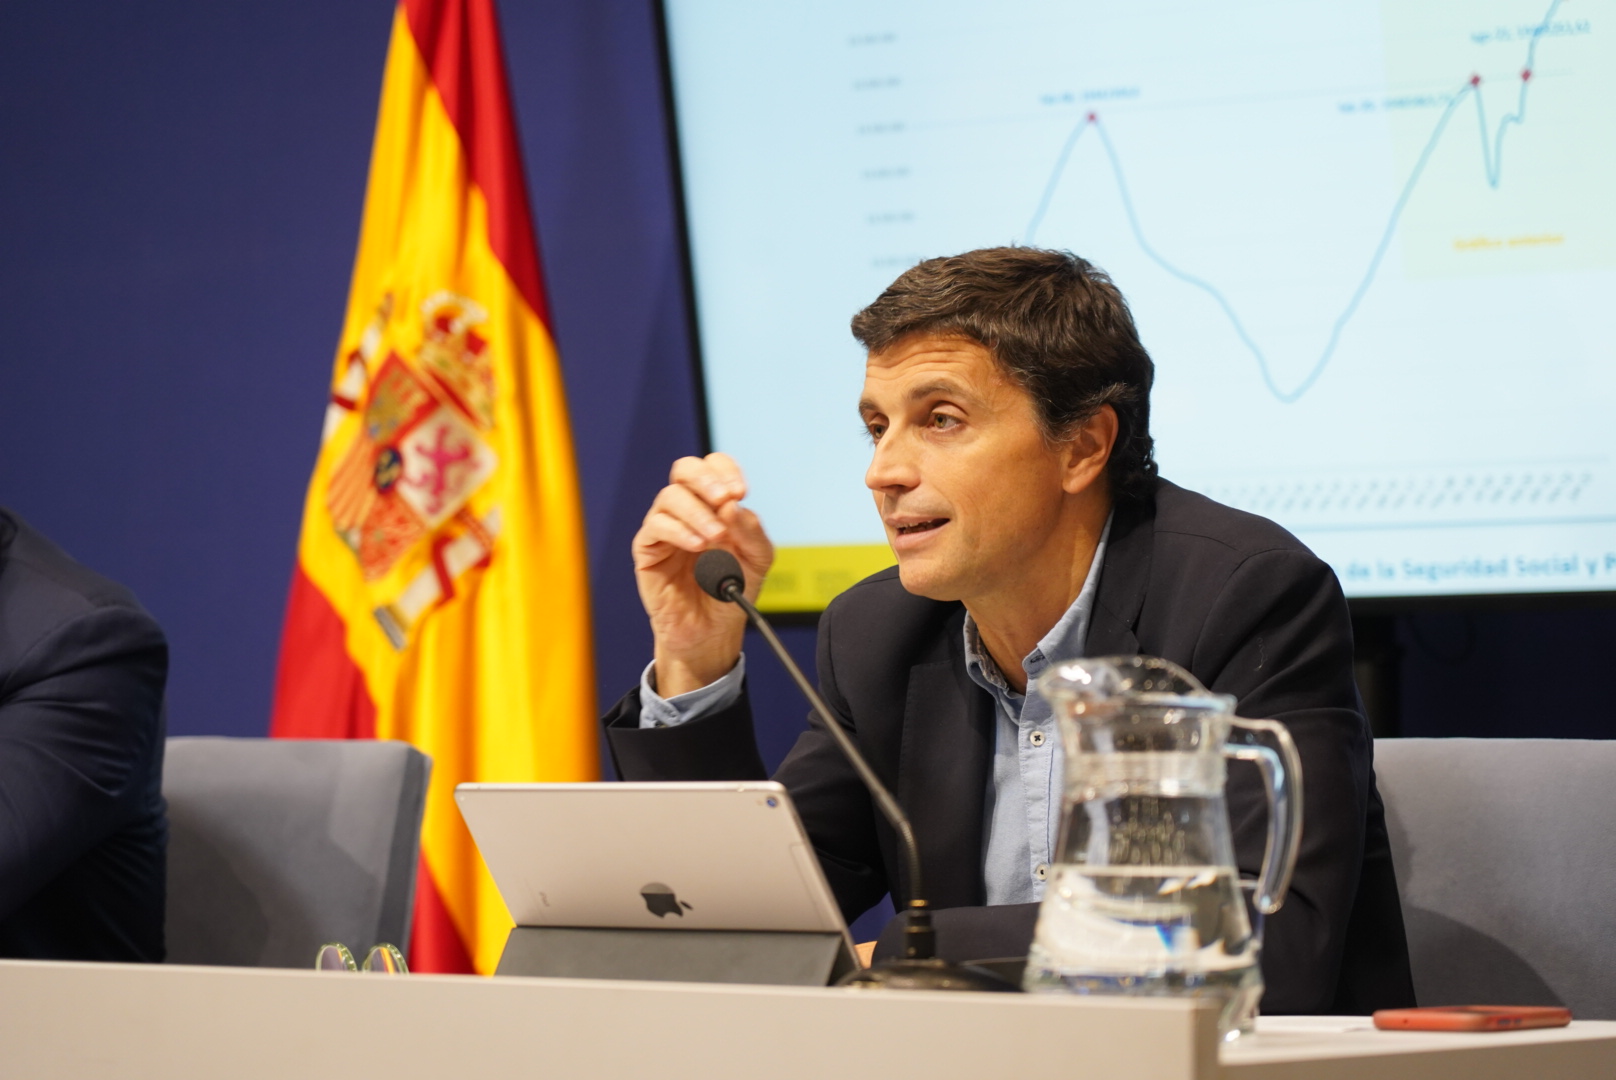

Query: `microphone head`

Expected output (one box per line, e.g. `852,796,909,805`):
694,549,745,602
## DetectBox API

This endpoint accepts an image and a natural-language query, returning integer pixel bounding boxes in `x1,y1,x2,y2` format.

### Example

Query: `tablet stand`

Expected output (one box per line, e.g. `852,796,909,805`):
494,926,860,987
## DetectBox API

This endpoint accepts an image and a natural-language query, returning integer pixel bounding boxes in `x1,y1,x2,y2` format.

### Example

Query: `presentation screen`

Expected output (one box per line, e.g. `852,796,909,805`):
660,0,1616,610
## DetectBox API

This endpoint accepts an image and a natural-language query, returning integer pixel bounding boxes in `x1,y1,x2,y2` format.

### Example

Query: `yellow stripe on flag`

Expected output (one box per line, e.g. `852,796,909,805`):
289,7,596,974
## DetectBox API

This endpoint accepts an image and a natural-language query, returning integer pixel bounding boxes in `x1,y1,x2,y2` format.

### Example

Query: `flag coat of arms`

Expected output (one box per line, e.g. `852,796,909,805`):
271,0,596,974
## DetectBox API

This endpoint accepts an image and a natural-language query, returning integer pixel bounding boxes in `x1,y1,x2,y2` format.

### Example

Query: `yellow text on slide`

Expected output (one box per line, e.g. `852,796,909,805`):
757,544,897,612
1453,233,1565,252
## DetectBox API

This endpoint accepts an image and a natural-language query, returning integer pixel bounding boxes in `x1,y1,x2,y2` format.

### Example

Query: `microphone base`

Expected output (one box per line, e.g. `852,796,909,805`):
838,957,1021,993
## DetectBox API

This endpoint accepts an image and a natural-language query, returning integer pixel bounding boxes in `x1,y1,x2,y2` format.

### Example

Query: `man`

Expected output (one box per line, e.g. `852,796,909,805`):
0,507,168,961
605,247,1413,1012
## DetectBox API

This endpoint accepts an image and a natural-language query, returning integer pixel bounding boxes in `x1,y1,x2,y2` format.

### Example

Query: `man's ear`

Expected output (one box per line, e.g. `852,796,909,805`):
1060,404,1119,495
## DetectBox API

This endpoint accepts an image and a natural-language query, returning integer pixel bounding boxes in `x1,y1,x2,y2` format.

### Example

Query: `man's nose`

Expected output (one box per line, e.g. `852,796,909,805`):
865,430,919,493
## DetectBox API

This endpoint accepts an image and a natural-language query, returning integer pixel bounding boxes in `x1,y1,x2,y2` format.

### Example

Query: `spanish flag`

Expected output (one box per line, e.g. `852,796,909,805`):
270,0,596,974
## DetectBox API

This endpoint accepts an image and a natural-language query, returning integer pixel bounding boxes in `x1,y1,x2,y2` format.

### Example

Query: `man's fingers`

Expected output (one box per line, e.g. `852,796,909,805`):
702,452,746,493
717,503,772,563
647,482,731,542
715,505,774,607
668,453,747,506
634,508,710,558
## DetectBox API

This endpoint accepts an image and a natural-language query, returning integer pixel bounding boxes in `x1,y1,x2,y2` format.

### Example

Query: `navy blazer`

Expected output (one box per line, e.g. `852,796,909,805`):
605,479,1414,1012
0,509,168,961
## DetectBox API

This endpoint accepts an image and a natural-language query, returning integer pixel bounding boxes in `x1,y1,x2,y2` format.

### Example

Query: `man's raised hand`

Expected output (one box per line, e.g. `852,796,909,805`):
632,453,774,697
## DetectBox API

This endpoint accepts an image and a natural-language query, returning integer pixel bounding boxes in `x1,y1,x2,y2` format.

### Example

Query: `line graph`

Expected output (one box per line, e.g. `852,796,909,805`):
1022,0,1565,404
661,0,1616,597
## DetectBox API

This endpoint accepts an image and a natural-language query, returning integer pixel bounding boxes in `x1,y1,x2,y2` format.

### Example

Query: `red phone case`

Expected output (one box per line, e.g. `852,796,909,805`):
1373,1005,1572,1032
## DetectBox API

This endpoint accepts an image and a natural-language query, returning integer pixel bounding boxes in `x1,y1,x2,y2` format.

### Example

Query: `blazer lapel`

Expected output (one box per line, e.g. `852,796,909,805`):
896,610,992,909
884,493,1159,908
1086,494,1155,656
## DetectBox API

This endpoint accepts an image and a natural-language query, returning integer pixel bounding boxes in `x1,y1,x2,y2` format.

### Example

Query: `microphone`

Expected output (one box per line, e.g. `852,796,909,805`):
694,549,1016,992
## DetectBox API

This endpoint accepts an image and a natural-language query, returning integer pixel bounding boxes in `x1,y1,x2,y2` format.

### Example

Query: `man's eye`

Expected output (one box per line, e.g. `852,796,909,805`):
930,413,959,430
864,423,886,442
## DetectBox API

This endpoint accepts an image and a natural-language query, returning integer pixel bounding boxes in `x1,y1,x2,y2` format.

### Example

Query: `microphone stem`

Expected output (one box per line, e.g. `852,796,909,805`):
731,589,928,914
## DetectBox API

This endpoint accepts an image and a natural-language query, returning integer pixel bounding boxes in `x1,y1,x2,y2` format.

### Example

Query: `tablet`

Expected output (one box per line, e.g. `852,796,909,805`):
455,781,851,944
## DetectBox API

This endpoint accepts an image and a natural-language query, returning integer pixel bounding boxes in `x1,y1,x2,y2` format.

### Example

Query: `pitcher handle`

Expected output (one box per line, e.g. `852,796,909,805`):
1225,718,1304,914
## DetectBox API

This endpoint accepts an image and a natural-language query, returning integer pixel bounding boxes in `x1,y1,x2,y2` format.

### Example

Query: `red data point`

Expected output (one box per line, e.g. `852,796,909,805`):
1087,111,1097,123
1470,73,1481,86
1522,68,1532,80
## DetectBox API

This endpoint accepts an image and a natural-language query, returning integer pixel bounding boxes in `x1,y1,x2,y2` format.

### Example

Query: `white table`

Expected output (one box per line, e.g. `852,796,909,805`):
0,960,1610,1079
1223,1015,1616,1079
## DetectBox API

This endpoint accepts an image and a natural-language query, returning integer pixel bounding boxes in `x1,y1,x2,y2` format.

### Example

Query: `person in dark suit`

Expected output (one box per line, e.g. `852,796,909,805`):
0,508,168,961
605,247,1413,1012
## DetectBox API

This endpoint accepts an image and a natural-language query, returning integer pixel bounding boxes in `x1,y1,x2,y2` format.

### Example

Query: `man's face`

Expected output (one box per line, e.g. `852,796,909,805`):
859,335,1079,603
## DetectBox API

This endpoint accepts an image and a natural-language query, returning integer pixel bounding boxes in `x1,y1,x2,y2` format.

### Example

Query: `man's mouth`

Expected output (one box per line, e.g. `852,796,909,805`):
894,518,948,536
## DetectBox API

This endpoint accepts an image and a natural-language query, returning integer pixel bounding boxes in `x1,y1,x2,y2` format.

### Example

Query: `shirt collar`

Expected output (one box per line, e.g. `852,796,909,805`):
963,510,1114,698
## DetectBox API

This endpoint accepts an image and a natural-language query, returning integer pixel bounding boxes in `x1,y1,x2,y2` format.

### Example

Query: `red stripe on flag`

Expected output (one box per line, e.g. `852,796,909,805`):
270,564,377,739
409,855,477,973
271,571,476,971
429,534,456,603
400,0,551,327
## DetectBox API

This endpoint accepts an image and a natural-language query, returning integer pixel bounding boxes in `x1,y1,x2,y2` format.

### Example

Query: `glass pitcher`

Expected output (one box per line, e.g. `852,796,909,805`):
1021,656,1302,1040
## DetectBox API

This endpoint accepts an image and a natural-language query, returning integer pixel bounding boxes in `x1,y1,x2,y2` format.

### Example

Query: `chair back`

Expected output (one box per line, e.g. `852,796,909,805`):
1375,737,1616,1018
163,737,430,968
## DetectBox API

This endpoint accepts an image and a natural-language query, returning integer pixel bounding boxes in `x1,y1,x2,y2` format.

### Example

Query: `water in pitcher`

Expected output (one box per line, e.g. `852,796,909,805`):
1025,656,1303,1040
1024,861,1263,1037
1023,761,1265,1036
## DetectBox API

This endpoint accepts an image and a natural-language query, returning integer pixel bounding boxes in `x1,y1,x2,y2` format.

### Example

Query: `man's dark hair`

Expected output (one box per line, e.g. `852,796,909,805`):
850,247,1158,503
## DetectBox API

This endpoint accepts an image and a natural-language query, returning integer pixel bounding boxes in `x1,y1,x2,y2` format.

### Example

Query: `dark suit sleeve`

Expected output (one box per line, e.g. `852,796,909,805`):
0,605,168,921
601,683,768,781
1192,547,1371,1014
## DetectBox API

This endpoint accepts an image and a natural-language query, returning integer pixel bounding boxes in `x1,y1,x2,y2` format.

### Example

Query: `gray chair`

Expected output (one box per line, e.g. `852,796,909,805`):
163,737,431,968
1375,737,1616,1019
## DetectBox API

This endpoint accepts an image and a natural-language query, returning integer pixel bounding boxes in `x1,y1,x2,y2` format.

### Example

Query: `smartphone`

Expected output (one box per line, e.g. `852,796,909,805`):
1373,1005,1572,1032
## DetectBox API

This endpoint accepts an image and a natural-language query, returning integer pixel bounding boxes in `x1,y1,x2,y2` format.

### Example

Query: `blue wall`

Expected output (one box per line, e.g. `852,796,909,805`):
0,2,1610,788
0,0,822,771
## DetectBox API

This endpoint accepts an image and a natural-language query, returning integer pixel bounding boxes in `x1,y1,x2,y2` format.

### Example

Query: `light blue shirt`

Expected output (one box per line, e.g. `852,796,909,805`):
638,514,1111,906
639,653,747,728
966,513,1111,904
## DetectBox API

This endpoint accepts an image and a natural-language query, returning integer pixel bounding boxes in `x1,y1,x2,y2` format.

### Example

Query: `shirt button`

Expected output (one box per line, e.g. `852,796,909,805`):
1035,863,1048,881
1029,730,1045,747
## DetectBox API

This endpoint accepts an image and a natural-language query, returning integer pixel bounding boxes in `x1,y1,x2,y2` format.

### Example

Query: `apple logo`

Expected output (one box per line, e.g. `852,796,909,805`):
640,882,694,918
